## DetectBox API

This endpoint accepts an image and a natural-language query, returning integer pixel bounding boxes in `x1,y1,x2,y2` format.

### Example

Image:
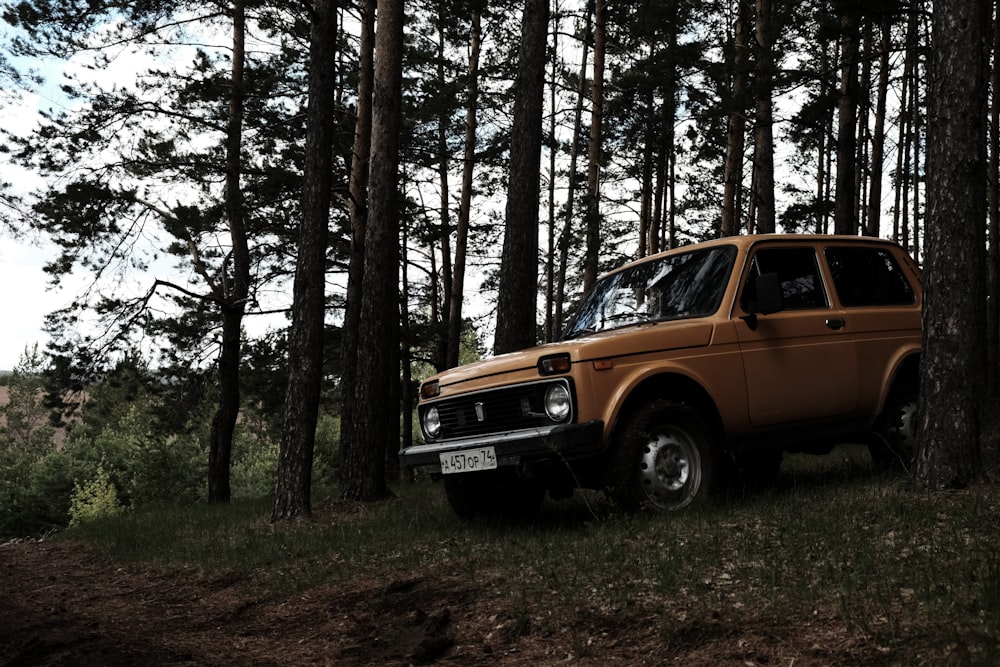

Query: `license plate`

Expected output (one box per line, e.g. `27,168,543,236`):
439,447,497,474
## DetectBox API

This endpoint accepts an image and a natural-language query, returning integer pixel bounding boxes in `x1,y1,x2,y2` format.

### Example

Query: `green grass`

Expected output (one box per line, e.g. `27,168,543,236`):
63,444,1000,664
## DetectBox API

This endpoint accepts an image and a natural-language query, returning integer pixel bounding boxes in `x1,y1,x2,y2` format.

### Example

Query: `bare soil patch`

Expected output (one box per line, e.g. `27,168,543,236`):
1,532,912,667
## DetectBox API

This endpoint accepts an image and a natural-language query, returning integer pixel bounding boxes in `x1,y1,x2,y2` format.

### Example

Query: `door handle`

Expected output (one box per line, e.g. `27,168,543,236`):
825,318,846,330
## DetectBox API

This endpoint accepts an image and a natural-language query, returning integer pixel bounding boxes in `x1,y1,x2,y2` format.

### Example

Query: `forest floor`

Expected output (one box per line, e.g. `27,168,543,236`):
0,519,928,667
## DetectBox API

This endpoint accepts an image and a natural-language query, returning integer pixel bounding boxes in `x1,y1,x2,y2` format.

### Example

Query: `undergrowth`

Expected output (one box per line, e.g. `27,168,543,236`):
63,444,1000,665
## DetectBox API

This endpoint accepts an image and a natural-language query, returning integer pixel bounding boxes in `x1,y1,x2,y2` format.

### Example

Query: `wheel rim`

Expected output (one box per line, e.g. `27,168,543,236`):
887,399,918,458
637,427,702,510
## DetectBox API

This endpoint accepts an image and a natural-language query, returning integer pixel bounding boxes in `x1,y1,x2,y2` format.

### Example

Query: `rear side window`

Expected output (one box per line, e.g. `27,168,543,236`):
740,247,828,311
825,247,915,307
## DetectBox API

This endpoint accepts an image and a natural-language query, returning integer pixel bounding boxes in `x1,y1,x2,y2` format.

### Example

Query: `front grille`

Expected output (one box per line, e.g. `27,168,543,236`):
422,379,573,441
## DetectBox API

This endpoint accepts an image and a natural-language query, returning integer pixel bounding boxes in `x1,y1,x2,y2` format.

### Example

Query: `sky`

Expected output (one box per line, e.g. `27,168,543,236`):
1,76,61,372
0,22,163,372
0,237,65,370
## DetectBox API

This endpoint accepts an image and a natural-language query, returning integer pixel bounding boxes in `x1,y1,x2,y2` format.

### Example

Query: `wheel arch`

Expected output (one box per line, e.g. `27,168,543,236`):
610,372,724,444
880,351,920,412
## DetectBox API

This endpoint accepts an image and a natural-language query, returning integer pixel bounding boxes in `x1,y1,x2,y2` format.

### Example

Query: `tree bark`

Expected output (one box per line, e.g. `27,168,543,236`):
989,0,1000,396
447,7,482,367
893,16,914,246
545,5,558,342
340,0,404,501
582,0,604,293
752,0,775,234
916,0,987,490
208,0,249,503
494,0,549,355
865,18,890,237
721,0,751,238
435,4,453,371
834,1,860,235
338,0,374,494
554,4,591,339
272,0,338,521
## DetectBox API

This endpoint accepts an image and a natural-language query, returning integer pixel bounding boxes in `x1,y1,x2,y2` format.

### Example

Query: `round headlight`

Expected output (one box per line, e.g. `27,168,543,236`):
423,406,441,439
544,384,571,422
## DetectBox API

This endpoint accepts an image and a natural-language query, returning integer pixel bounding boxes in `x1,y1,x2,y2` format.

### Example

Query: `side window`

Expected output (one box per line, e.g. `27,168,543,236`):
740,247,828,311
825,247,915,307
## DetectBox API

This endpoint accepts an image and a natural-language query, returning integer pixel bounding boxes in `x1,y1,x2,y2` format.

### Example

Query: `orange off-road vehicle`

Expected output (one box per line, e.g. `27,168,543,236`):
400,235,922,518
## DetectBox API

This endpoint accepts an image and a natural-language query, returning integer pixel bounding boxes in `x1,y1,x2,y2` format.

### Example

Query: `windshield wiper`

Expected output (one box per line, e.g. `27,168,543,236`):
563,326,597,340
601,311,658,327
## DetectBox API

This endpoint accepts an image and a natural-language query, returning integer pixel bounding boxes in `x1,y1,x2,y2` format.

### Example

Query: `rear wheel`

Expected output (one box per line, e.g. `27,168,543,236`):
609,400,718,511
443,469,545,521
870,388,918,471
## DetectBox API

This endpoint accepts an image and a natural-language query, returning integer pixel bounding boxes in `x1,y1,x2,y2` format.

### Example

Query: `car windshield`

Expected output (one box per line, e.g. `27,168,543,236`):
562,245,737,339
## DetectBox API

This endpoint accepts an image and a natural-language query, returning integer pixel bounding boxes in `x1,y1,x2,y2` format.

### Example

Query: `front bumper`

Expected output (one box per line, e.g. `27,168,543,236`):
399,419,605,472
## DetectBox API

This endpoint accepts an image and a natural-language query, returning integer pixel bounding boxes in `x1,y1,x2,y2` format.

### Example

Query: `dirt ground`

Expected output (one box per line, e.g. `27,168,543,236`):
1,531,900,667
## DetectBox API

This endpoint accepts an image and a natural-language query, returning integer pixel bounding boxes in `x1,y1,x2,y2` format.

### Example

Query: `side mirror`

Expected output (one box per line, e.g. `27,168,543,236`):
755,272,783,315
741,272,783,330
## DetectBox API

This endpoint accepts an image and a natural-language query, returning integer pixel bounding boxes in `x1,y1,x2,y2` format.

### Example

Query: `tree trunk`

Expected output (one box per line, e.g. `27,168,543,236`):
340,0,404,501
435,5,453,371
394,220,410,480
893,18,913,246
638,117,653,257
816,41,833,235
447,7,482,367
865,19,890,237
916,0,987,490
663,27,678,250
911,35,923,263
582,0,604,293
545,5,558,342
338,0,374,492
752,0,775,234
834,1,860,235
651,136,666,250
855,19,872,235
272,0,338,521
721,0,751,238
554,5,591,338
494,0,549,355
989,0,1000,396
208,0,249,503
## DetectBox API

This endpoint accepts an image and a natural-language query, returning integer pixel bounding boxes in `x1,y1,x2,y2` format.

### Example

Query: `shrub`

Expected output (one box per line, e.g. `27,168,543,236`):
231,426,279,499
69,464,124,526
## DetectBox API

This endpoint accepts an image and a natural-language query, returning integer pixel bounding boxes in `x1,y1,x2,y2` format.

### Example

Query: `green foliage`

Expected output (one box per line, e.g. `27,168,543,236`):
62,401,206,508
229,419,278,500
1,344,55,451
68,464,124,527
1,348,319,537
0,346,352,538
312,413,341,498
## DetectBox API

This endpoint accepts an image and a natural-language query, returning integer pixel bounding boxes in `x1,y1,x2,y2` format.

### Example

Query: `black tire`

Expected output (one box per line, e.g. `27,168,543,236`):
443,469,545,521
870,388,918,472
609,399,719,511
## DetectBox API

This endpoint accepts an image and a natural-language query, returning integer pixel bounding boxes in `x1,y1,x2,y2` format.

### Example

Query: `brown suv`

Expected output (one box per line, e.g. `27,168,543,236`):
401,235,922,518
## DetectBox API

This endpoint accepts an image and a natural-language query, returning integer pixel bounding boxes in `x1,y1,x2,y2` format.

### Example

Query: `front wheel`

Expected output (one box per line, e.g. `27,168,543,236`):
609,400,719,511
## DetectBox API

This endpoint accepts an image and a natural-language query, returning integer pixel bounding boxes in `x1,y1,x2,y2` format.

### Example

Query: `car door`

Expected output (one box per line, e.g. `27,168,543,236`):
735,245,860,428
823,244,922,408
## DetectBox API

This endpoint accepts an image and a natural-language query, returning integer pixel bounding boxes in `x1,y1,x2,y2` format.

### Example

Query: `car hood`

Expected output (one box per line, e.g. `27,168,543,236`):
425,320,715,397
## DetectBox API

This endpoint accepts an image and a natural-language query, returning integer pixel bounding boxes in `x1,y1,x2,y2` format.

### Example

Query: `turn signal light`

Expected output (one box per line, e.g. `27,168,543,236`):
420,380,440,399
538,353,571,375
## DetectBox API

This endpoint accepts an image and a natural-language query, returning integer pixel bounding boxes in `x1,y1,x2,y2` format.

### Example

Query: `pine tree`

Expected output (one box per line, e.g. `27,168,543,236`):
494,0,549,354
917,0,988,489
